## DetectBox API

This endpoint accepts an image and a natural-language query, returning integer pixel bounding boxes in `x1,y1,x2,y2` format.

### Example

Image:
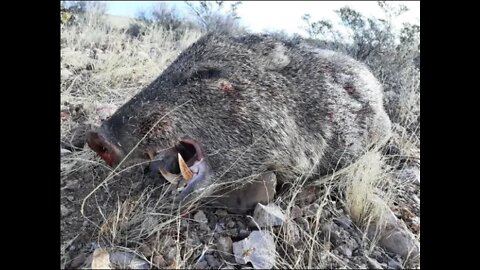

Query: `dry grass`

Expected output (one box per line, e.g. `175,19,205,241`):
61,11,201,106
61,9,420,270
344,151,391,227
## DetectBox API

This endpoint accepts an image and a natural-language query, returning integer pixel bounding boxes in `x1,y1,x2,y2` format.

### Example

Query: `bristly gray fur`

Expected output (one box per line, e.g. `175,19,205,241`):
96,33,392,199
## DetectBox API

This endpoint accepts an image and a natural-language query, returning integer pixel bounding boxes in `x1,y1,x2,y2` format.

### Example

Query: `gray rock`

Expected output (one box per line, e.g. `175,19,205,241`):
369,207,420,262
252,203,286,227
217,236,234,261
194,210,208,223
379,230,419,262
233,231,276,269
218,236,233,254
109,251,150,269
194,210,210,231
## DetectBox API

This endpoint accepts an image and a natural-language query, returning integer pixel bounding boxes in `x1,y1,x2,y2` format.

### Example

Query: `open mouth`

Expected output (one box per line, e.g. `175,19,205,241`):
87,129,209,200
149,138,208,199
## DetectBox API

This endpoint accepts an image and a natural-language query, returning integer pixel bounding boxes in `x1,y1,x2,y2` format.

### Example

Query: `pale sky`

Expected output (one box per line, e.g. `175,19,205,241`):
104,1,419,36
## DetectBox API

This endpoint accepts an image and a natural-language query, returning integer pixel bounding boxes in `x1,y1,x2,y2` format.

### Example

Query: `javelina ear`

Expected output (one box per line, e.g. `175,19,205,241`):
263,43,290,71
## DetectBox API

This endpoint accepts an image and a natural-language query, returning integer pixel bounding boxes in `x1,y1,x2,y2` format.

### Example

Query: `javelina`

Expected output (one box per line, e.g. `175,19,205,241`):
86,33,391,213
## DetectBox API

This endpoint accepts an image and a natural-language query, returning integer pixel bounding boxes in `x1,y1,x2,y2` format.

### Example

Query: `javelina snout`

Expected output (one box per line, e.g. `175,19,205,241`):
86,129,125,167
87,126,211,201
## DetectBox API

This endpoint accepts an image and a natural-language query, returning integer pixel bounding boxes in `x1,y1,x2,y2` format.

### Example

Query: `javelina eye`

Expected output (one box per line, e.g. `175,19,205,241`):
191,67,222,81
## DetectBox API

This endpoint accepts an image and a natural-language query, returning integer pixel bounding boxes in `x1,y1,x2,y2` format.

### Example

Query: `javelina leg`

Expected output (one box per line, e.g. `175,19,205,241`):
212,172,277,214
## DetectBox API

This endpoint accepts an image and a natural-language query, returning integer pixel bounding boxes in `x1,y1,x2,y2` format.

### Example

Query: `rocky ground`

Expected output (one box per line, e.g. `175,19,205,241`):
61,174,419,269
60,102,420,269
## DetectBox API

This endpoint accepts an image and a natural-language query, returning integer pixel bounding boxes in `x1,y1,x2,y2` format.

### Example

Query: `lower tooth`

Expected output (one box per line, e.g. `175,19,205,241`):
177,182,187,192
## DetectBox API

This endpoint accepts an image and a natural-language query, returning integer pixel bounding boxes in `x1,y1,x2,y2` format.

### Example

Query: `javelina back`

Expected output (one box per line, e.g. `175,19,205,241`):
86,33,391,212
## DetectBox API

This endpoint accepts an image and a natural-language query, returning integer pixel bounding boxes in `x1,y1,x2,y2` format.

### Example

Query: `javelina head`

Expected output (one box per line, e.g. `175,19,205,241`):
86,33,282,201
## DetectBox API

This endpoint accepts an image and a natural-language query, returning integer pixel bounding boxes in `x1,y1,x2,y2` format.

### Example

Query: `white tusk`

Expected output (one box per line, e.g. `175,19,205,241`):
159,168,181,185
178,153,193,181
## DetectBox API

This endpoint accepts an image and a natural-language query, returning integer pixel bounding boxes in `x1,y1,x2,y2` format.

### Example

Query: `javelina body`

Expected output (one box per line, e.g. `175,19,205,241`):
87,33,391,212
